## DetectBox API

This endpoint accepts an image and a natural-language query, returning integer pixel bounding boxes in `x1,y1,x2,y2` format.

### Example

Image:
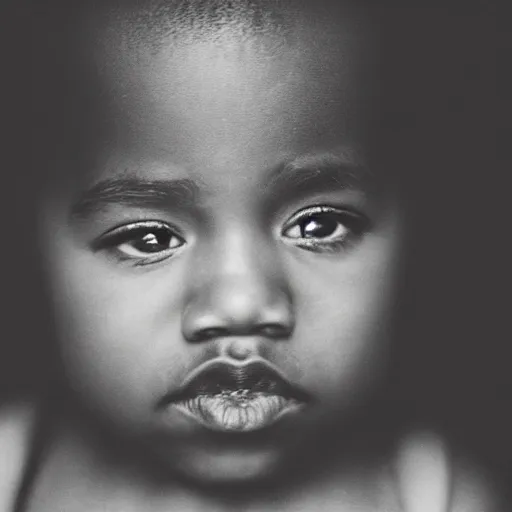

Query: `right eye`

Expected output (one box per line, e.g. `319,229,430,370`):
94,221,186,264
281,205,370,253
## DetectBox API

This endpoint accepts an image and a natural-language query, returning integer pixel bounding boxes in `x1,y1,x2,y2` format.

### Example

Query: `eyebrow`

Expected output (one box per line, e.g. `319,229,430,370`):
264,151,372,197
70,177,201,220
69,151,371,220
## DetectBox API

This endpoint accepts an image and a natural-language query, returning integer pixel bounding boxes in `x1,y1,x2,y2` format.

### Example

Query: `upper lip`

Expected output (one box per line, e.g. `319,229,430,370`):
161,358,311,405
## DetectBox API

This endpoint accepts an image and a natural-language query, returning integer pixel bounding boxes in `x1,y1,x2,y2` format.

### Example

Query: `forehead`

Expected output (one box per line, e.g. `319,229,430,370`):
51,2,378,192
85,4,372,119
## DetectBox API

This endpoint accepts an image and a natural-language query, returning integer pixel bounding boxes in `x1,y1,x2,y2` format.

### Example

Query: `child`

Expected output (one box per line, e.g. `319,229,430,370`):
0,1,500,510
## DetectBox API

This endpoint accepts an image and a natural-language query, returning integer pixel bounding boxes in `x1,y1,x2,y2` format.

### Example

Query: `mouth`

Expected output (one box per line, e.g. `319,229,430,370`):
159,359,310,433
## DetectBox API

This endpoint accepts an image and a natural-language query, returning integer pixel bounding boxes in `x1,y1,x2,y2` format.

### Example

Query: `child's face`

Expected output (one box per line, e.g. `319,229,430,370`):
40,4,402,483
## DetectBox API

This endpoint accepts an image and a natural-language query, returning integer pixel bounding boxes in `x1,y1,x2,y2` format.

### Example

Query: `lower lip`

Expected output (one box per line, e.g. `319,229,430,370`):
169,391,304,432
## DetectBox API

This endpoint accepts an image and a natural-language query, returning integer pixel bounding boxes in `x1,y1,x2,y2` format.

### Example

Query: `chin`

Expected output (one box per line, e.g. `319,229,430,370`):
155,443,285,486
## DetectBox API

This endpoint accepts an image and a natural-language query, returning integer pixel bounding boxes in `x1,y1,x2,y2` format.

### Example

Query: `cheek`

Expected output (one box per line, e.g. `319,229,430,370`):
43,236,188,420
292,233,400,403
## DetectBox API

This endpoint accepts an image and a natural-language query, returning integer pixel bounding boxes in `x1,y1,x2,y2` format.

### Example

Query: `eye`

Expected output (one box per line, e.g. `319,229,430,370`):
282,206,369,252
93,221,186,264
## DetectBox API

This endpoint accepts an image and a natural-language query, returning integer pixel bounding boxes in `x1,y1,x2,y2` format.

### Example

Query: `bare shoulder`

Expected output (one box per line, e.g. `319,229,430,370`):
0,401,37,511
396,429,501,512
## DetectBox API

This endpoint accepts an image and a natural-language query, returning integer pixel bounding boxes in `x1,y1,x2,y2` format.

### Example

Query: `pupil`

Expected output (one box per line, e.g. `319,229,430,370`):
302,215,337,238
137,231,169,252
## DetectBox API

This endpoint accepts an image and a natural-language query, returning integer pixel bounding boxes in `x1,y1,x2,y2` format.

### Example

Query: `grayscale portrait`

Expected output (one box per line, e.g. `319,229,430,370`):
0,1,503,511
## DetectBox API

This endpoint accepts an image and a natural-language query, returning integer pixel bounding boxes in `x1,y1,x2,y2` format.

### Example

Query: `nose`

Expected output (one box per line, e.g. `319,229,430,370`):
181,230,294,344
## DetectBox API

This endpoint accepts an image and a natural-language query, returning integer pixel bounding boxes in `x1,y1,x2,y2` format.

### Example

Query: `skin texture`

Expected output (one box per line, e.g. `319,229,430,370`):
35,2,404,508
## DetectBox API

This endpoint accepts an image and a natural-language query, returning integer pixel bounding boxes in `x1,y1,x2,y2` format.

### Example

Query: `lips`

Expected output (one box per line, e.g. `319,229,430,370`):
160,359,310,432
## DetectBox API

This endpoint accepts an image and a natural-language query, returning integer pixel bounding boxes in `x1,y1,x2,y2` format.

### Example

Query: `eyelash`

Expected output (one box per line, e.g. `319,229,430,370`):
92,221,186,266
92,206,370,266
281,205,370,253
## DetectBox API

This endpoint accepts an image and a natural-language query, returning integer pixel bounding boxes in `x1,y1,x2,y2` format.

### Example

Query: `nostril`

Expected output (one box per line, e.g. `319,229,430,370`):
181,281,295,343
259,323,292,339
191,327,227,342
187,322,291,343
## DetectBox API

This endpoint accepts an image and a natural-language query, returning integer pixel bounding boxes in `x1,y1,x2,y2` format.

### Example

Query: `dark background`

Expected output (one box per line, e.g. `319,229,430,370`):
0,0,506,498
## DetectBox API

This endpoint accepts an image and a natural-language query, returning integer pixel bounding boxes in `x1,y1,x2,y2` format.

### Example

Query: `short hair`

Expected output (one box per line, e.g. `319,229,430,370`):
101,0,288,50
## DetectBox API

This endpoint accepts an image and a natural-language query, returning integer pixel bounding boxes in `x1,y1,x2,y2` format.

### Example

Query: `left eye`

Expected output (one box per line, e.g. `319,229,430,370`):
95,221,186,261
282,206,368,249
118,230,183,257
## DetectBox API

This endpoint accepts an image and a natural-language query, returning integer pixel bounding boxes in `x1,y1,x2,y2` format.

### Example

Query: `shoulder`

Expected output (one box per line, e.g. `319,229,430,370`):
395,430,451,512
0,401,37,512
395,429,499,512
